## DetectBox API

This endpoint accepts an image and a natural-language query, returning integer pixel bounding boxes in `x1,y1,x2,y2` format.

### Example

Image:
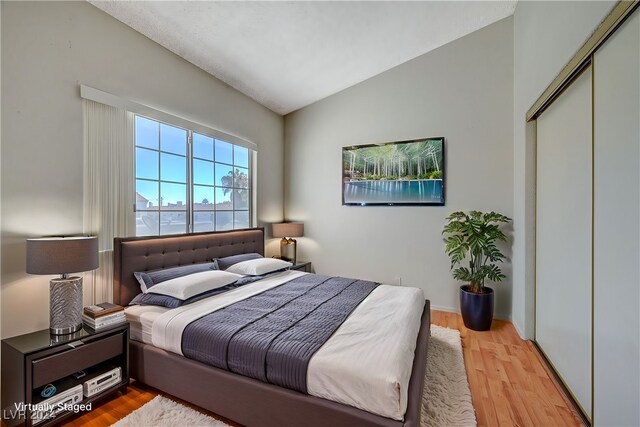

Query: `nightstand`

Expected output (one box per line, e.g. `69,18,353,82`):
291,261,312,272
1,323,129,427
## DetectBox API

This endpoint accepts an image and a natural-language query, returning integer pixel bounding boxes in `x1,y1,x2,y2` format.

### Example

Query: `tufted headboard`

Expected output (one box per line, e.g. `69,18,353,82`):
113,228,265,306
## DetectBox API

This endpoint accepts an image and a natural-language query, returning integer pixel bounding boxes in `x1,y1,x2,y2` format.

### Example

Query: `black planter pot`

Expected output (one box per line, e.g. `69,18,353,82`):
459,285,494,331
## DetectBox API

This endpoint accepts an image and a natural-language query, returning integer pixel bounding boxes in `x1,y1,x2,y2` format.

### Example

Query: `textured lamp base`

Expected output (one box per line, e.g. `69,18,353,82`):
50,277,83,335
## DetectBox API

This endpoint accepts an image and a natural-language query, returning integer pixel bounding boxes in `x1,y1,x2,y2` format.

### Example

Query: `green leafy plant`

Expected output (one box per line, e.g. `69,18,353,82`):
442,211,511,293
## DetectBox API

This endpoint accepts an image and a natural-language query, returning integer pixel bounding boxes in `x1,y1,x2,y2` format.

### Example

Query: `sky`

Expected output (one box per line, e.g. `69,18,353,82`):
135,116,249,208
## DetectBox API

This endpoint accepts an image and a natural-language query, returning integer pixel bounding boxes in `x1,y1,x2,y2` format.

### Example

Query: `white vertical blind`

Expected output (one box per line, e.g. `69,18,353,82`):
536,67,593,418
593,10,640,425
82,99,135,304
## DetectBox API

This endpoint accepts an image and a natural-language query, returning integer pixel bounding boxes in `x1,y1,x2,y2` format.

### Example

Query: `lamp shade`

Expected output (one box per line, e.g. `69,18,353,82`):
26,236,99,275
272,223,304,238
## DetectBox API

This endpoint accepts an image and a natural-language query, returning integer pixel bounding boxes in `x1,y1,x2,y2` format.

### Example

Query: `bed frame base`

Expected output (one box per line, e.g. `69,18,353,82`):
116,229,430,427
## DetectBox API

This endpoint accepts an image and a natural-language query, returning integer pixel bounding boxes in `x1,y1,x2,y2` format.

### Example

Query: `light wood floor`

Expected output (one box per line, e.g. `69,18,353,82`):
431,311,583,427
67,310,584,427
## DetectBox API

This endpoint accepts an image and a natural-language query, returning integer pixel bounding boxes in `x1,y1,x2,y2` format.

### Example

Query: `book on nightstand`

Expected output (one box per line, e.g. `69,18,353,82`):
84,302,124,318
83,302,126,330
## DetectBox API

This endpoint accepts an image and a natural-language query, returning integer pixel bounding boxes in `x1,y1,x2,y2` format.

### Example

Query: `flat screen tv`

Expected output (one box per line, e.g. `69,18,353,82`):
342,137,445,206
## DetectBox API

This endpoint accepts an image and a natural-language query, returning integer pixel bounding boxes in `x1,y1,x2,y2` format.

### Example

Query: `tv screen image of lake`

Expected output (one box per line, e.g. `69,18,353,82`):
343,179,443,204
342,137,444,205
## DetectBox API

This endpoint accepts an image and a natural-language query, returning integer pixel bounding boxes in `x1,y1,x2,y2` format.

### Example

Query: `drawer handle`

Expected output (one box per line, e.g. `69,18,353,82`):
67,341,85,348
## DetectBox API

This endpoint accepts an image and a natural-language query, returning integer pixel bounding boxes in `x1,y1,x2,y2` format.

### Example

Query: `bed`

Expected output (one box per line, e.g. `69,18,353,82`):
113,228,431,427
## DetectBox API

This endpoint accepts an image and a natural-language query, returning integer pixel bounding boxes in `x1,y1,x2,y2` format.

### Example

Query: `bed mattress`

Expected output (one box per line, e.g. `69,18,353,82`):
124,304,167,344
127,270,425,420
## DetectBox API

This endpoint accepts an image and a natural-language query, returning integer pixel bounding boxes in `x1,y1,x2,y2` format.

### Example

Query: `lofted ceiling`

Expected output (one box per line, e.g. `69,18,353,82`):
90,1,517,115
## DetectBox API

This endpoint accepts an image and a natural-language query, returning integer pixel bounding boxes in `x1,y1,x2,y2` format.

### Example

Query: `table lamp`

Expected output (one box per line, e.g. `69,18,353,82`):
272,222,304,264
26,236,99,335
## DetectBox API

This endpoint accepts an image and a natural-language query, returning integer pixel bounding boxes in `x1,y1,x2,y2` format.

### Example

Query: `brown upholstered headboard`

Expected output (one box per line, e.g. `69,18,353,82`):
113,228,265,306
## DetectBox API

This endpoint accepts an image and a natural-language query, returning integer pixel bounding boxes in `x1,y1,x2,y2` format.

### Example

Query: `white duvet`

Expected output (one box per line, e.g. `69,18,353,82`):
126,270,425,420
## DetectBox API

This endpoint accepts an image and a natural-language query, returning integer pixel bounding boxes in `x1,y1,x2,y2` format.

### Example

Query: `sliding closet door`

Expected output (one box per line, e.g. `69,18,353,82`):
536,67,592,417
593,10,640,425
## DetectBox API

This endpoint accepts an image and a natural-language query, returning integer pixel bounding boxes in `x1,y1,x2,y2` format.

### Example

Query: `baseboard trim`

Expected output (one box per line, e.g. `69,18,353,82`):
429,304,458,314
512,320,526,340
430,304,511,322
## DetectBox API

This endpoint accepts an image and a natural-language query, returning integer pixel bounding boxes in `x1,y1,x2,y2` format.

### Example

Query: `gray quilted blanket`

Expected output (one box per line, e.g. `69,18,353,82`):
181,273,377,392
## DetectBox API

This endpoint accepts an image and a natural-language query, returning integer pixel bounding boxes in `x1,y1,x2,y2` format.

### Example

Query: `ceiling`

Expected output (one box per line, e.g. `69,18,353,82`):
90,1,517,115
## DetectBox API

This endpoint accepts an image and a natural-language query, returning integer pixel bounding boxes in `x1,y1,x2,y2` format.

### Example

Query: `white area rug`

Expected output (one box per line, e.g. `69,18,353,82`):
112,395,229,427
421,325,477,427
112,325,475,427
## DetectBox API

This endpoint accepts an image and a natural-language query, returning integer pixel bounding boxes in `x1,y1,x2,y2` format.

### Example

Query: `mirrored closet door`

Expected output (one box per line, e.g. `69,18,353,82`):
534,7,640,425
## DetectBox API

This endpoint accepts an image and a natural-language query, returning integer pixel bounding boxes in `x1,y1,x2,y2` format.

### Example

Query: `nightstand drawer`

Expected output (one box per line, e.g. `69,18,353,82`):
32,332,123,388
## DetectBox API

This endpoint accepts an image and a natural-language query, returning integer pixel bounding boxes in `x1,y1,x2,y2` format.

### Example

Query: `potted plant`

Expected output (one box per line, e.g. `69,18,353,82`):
442,211,511,331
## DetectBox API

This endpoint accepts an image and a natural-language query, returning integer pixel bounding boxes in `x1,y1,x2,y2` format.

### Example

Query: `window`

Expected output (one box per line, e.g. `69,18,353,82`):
134,115,252,236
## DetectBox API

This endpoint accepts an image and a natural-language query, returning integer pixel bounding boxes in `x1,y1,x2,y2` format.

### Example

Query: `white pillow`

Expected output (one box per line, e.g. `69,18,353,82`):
225,258,292,276
146,270,242,300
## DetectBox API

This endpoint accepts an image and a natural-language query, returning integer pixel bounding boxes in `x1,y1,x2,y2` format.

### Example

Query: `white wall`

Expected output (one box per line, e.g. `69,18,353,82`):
512,0,615,338
0,1,284,338
284,18,514,318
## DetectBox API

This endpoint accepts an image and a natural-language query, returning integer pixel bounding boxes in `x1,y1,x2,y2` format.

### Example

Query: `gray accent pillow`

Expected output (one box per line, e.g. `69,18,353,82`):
214,253,263,270
134,262,218,293
129,284,238,308
129,274,270,309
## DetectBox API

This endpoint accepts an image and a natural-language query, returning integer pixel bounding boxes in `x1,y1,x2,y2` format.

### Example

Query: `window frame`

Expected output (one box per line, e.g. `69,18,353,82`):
134,114,253,236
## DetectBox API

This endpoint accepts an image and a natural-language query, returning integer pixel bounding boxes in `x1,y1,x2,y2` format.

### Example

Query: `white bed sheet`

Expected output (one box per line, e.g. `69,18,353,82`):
307,284,424,420
125,304,168,344
140,270,425,421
